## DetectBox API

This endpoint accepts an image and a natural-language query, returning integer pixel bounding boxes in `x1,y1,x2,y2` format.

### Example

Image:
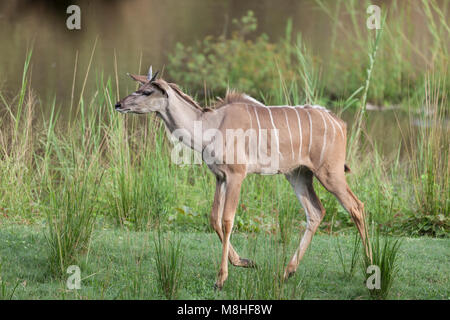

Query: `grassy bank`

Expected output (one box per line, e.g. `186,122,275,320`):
0,49,448,280
0,49,447,236
0,225,448,299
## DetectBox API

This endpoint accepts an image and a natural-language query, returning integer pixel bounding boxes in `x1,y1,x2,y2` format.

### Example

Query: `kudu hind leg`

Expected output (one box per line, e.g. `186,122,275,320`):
316,170,372,261
284,169,325,279
341,185,372,260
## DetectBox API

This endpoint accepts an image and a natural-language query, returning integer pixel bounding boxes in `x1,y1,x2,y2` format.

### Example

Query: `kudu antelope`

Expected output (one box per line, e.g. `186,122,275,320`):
115,67,370,289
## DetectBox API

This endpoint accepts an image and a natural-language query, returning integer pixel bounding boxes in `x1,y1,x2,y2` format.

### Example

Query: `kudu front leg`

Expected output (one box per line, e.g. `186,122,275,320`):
210,178,256,270
214,173,245,290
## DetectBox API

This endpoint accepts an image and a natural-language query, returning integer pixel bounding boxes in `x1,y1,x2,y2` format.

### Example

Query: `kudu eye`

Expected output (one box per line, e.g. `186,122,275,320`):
142,90,153,96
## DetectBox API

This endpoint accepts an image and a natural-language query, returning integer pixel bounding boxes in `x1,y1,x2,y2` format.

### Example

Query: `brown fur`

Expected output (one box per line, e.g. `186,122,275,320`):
117,75,372,290
167,85,264,112
167,82,204,111
212,90,263,109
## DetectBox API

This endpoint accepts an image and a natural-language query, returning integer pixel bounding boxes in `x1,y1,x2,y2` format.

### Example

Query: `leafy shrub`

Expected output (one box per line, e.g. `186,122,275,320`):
167,11,296,100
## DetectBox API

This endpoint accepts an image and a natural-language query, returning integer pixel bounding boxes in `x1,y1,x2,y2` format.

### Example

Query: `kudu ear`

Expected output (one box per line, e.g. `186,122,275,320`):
127,73,148,84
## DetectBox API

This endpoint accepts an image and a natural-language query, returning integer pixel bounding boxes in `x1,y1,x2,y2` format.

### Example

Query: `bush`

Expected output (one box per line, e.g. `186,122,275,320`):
167,11,296,100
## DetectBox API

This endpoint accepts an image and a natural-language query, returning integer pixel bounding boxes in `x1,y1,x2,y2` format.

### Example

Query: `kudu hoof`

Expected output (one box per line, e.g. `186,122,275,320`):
240,258,257,269
214,283,223,291
283,270,296,281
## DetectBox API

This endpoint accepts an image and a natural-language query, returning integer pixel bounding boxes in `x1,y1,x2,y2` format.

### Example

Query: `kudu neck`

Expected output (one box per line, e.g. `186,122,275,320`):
157,93,206,152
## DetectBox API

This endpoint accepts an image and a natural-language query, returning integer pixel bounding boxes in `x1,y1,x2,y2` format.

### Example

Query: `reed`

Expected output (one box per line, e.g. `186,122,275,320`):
362,226,402,300
153,231,184,299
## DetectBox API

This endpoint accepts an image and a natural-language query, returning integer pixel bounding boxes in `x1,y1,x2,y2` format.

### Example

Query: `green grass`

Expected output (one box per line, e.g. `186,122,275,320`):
153,231,184,299
44,166,100,276
335,232,361,280
362,228,402,300
0,224,448,300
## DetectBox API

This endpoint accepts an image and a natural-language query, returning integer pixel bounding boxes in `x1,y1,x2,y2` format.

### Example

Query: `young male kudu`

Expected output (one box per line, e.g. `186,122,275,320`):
115,67,370,290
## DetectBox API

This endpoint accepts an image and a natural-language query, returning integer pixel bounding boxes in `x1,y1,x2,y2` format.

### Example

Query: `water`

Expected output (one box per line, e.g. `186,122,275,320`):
0,0,446,155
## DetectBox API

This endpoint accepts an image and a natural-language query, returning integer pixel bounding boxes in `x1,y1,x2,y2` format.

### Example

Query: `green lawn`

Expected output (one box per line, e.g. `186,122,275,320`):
0,224,448,300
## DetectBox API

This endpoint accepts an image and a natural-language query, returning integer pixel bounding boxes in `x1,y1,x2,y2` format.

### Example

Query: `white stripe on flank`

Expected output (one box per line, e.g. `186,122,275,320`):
295,108,303,160
328,114,344,139
243,94,265,107
245,105,253,129
317,110,328,165
289,106,303,161
283,109,295,160
266,108,281,158
305,109,313,154
311,104,344,140
324,111,336,147
252,106,262,158
245,105,254,159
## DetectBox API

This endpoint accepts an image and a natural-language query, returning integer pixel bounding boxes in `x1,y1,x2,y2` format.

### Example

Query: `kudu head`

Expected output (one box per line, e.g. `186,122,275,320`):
115,66,169,114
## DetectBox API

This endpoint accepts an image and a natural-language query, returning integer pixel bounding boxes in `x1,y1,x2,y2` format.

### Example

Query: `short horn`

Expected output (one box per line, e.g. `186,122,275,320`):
150,70,159,82
147,66,153,81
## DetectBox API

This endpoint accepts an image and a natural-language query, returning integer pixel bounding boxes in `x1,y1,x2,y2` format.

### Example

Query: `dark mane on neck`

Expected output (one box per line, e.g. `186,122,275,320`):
168,83,205,111
166,84,263,112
